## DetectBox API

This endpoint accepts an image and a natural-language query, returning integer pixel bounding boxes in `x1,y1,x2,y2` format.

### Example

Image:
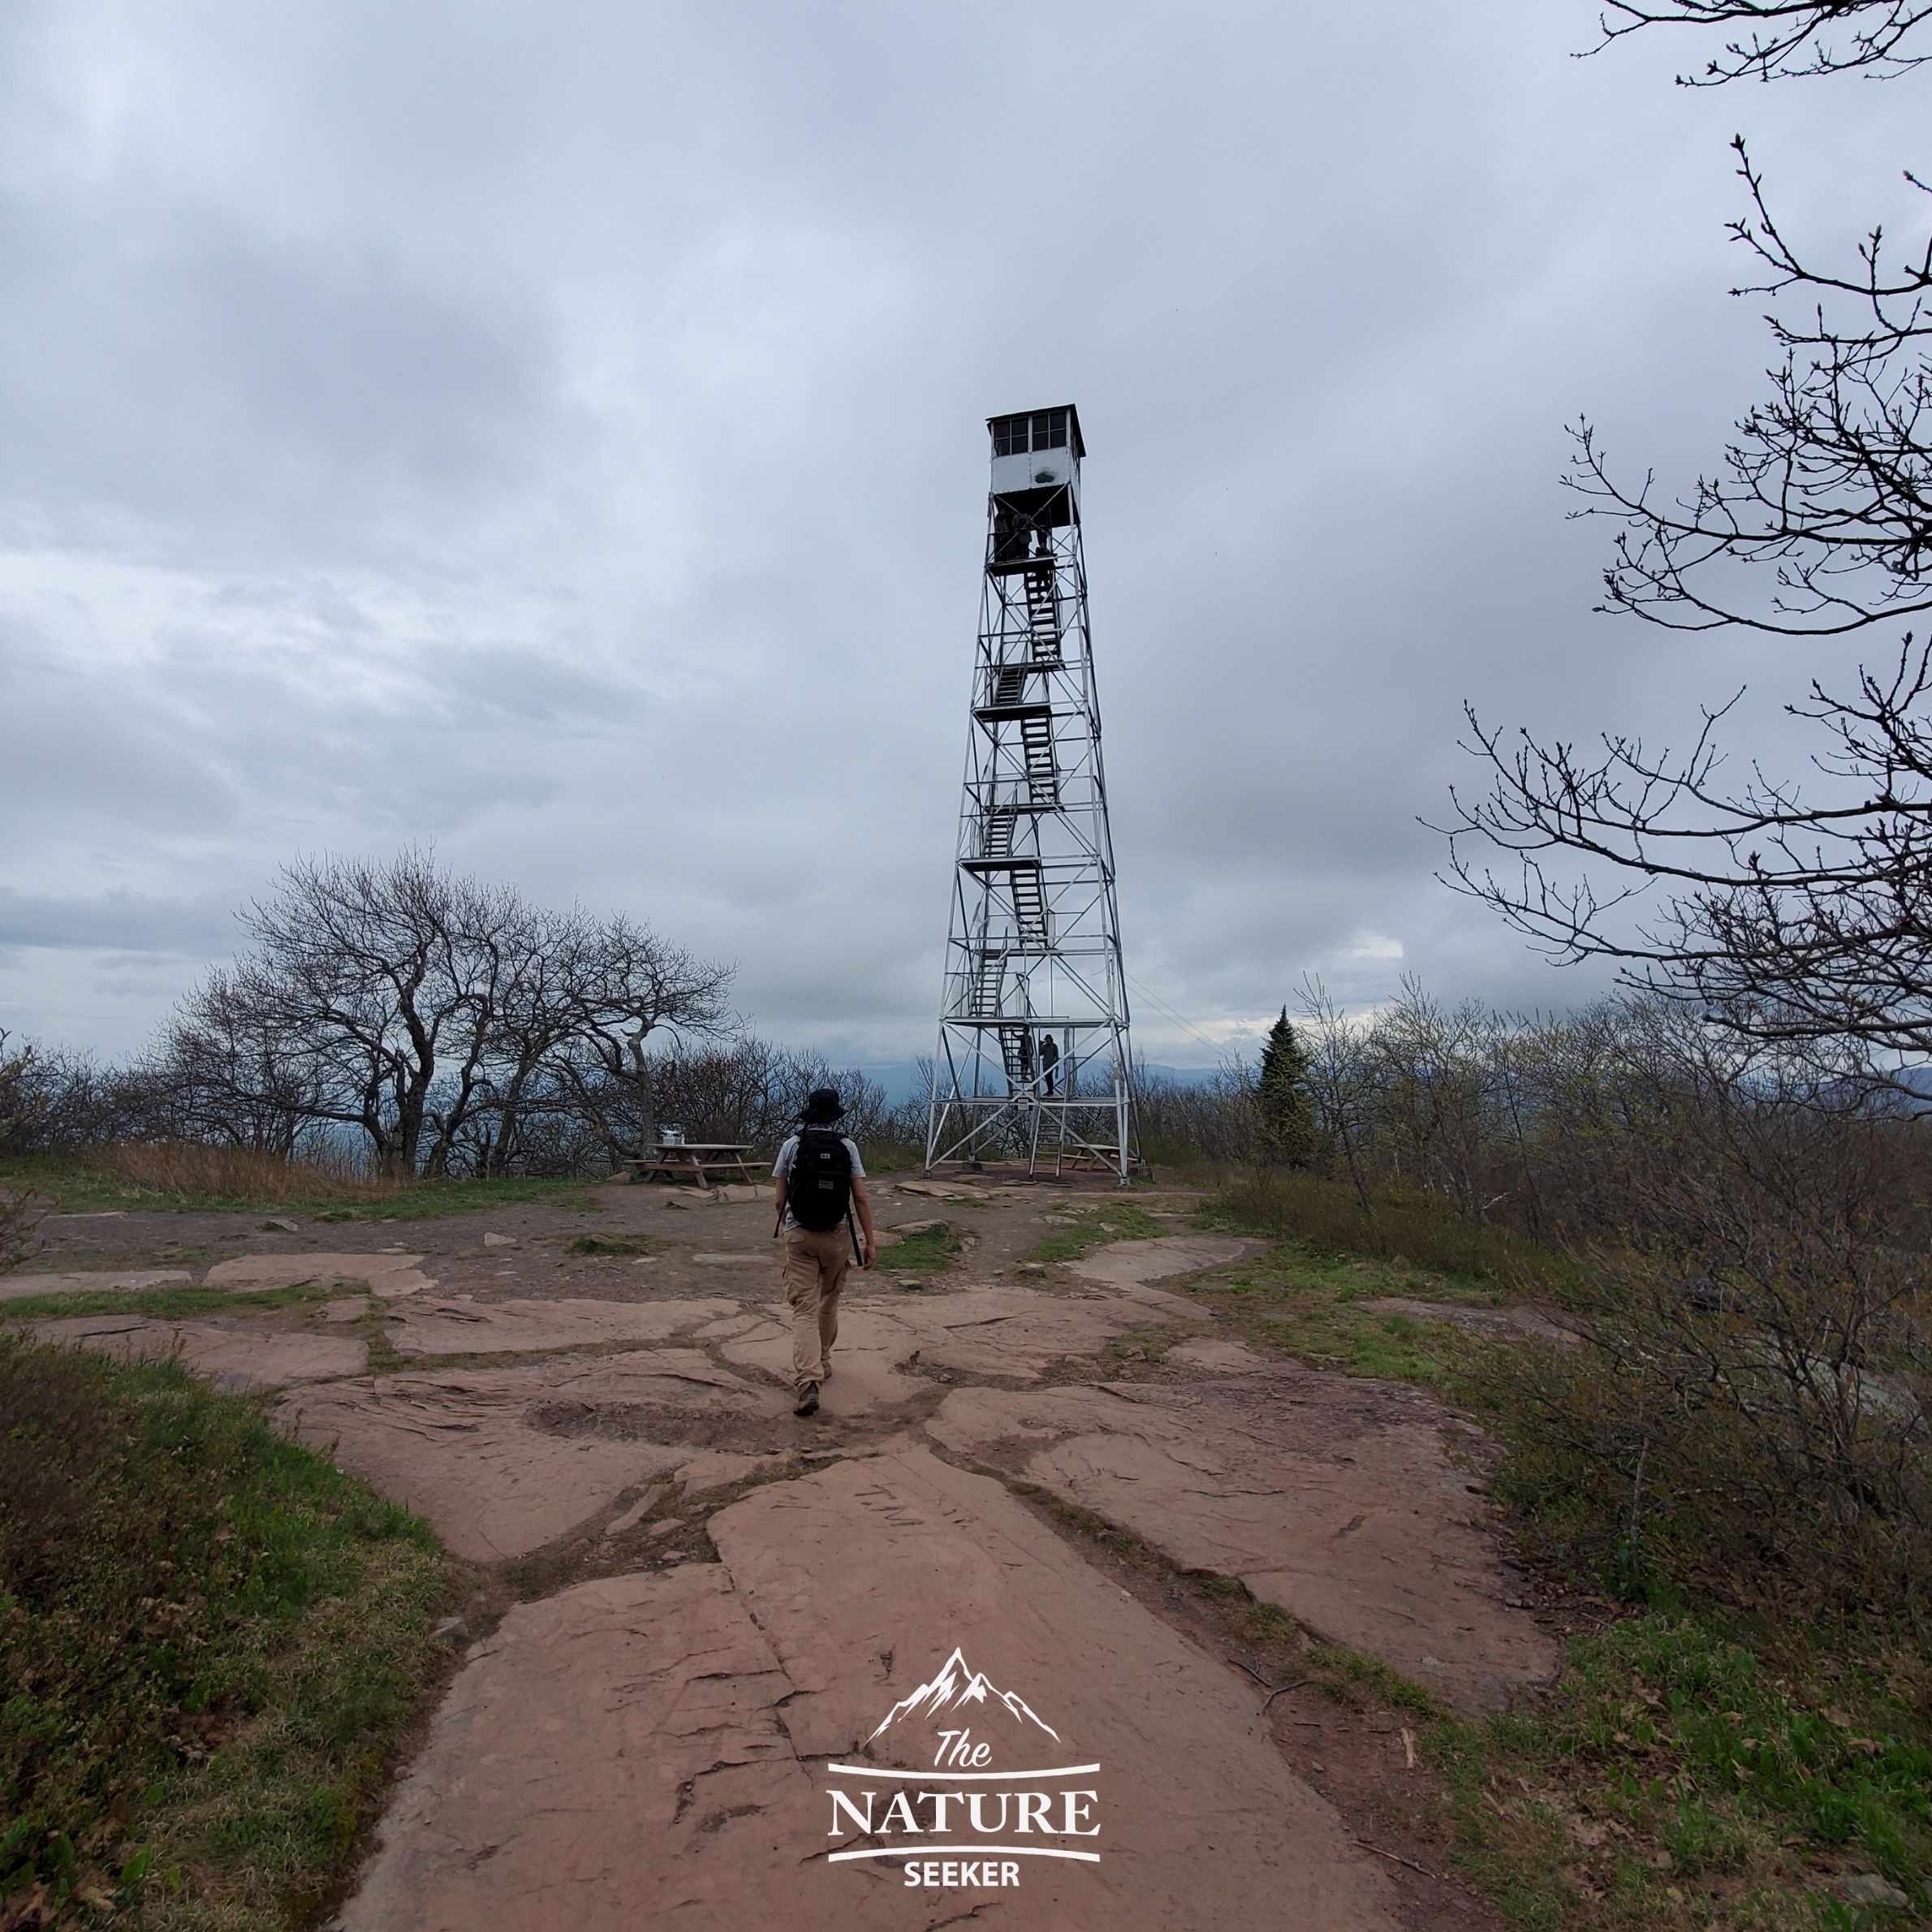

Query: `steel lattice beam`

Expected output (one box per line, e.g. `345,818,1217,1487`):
925,406,1143,1182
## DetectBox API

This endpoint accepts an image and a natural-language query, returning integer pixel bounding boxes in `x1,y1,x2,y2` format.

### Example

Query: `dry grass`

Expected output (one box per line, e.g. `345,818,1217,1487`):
0,1145,599,1229
95,1142,402,1205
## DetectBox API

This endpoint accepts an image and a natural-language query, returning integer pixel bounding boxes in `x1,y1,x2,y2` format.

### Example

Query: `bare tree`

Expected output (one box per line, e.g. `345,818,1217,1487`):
1447,2,1932,1064
166,851,494,1172
1569,139,1932,639
143,988,323,1155
0,1031,49,1270
162,853,733,1175
1447,647,1932,1067
555,915,735,1163
1593,1,1930,82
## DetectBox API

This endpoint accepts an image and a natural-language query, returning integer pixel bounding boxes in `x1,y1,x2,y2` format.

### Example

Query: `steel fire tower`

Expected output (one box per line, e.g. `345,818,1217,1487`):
925,406,1141,1180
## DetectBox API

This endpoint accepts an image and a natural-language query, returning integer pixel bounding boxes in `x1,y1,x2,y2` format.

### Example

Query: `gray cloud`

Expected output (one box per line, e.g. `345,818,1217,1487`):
0,0,1919,1066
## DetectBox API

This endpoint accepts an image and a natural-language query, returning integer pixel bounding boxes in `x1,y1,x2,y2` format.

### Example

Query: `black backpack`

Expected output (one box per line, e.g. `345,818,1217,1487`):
786,1127,853,1232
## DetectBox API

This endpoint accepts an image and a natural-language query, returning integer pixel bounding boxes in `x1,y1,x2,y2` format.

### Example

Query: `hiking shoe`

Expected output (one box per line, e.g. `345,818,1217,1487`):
794,1382,820,1417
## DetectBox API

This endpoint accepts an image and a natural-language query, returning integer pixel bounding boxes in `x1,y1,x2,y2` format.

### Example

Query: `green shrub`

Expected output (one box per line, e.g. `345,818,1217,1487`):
1213,1168,1567,1288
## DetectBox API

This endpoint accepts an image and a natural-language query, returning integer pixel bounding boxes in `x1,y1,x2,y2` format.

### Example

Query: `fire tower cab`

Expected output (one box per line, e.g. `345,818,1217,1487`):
987,407,1084,567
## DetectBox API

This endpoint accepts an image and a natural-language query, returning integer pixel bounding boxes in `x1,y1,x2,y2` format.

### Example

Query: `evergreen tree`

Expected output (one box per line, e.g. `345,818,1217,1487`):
1257,1007,1316,1167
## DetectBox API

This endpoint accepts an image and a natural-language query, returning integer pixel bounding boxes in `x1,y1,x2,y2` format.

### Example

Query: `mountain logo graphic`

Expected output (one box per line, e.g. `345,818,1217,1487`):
866,1647,1060,1744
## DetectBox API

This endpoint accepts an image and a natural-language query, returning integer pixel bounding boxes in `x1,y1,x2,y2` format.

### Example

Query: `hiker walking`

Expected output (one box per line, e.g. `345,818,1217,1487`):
772,1087,875,1417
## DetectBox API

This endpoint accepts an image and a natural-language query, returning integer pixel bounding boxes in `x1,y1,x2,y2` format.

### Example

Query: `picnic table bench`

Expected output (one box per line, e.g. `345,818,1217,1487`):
623,1143,761,1187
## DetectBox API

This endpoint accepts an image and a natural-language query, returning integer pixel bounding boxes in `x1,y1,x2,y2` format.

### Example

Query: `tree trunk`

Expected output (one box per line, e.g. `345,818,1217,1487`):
627,1024,658,1152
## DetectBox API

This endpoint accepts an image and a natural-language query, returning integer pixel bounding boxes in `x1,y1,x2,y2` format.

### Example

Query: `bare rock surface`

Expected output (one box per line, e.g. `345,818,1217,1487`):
720,1308,927,1413
337,1567,818,1932
381,1294,735,1357
925,1370,1559,1716
1168,1335,1269,1374
205,1252,436,1298
601,1484,667,1536
1067,1234,1259,1299
716,1446,1403,1926
28,1313,365,1389
0,1268,192,1302
719,1285,1167,1413
341,1447,1400,1931
274,1350,778,1560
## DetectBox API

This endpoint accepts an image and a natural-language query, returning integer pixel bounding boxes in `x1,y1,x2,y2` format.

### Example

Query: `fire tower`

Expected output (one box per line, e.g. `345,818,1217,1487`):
925,405,1141,1180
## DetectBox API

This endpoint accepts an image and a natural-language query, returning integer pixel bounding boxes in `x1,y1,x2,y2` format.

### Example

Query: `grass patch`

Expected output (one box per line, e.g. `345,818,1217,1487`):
563,1232,653,1257
1188,1241,1493,1388
1207,1168,1572,1291
0,1149,599,1223
0,1333,455,1928
1027,1200,1171,1265
881,1225,962,1272
313,1179,597,1223
1427,1614,1930,1928
0,1283,340,1322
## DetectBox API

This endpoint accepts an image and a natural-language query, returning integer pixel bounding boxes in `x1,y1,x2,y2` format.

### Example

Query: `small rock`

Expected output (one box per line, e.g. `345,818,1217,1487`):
429,1616,470,1647
649,1518,684,1538
1835,1874,1908,1909
259,1217,299,1233
482,1233,518,1249
1014,1261,1047,1276
662,1197,692,1211
604,1486,668,1538
889,1218,949,1238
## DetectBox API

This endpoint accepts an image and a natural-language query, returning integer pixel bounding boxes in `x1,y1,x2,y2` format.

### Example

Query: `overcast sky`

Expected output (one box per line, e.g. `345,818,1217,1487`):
0,2,1921,1068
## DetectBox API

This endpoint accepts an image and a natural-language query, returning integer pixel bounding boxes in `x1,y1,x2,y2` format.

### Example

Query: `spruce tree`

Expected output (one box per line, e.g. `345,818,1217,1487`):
1257,1007,1316,1167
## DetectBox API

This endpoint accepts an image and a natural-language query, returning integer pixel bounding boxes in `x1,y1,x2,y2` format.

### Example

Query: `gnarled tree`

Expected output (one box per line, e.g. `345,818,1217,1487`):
162,852,732,1175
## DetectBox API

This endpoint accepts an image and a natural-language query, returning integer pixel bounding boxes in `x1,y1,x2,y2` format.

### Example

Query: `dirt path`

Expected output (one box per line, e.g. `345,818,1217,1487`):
10,1175,1545,1927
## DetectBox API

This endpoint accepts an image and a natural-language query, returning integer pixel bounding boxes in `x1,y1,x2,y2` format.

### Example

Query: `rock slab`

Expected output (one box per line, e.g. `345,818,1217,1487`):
342,1444,1399,1931
275,1350,777,1560
926,1369,1560,1716
206,1252,436,1298
28,1314,364,1390
0,1269,192,1303
382,1295,735,1357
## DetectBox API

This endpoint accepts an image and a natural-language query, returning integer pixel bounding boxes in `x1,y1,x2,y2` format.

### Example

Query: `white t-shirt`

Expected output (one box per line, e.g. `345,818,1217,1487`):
772,1132,865,1231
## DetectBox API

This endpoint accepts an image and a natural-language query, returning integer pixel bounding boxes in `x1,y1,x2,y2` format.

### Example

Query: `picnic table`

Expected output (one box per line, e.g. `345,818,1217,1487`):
623,1142,761,1187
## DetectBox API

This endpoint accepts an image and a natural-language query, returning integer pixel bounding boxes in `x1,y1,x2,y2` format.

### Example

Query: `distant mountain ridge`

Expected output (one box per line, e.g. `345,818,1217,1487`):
857,1060,1226,1106
867,1647,1059,1744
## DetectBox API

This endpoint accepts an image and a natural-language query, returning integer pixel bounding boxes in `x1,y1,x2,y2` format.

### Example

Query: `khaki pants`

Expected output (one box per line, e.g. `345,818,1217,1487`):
783,1226,850,1391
